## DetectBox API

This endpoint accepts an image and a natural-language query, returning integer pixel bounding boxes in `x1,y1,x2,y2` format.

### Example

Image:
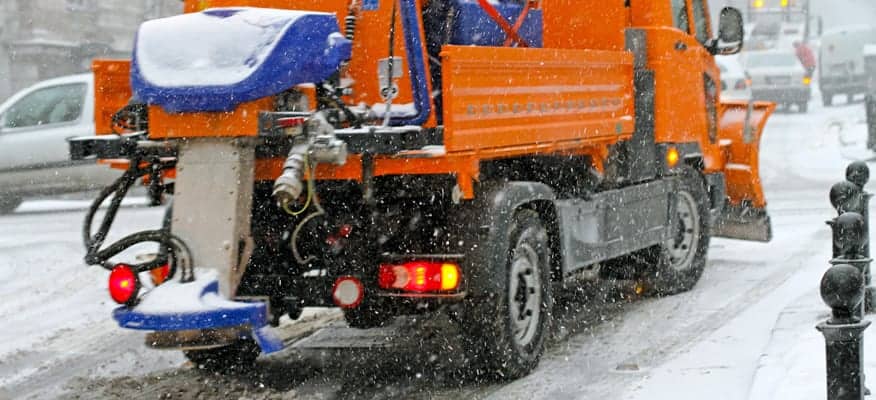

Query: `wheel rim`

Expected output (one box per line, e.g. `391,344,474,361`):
666,191,700,271
509,241,542,347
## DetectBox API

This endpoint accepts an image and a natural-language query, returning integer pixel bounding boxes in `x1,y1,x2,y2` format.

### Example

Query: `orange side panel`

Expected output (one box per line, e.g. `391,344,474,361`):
542,0,627,51
92,60,132,135
718,100,776,209
147,98,273,139
441,46,635,154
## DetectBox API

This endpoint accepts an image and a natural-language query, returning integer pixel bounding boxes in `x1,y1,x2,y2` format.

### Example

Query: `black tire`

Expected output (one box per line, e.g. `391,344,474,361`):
643,167,710,295
464,209,553,379
823,92,834,107
0,196,22,214
798,102,809,113
183,339,260,372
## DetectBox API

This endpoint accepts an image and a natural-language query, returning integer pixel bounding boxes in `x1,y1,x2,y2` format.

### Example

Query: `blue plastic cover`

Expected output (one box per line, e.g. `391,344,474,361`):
113,277,283,354
131,7,351,113
450,1,543,47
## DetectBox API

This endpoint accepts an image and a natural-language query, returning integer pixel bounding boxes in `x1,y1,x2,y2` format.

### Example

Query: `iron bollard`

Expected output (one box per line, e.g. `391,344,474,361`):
829,213,871,318
818,263,871,400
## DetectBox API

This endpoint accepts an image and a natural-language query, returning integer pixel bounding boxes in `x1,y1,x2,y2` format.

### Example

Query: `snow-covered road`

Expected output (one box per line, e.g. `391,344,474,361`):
0,96,871,399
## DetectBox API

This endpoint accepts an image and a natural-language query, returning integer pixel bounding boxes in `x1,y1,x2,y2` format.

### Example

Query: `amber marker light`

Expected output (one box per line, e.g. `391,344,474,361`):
666,147,680,169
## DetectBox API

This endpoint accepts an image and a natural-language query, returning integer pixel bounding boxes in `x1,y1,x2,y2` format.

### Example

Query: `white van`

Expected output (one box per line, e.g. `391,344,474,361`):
0,74,121,213
819,25,876,106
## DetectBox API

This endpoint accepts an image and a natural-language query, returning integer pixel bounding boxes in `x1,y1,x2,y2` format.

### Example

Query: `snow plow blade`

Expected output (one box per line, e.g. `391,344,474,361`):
112,272,283,353
713,100,776,242
712,204,772,242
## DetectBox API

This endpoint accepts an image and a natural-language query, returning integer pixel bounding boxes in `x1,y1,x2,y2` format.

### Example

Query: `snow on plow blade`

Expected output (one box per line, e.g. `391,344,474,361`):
712,204,772,242
112,271,283,353
713,100,776,242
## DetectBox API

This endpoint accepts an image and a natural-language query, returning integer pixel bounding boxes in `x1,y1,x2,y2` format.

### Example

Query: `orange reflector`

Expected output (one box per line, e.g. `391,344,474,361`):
150,264,170,286
666,147,680,168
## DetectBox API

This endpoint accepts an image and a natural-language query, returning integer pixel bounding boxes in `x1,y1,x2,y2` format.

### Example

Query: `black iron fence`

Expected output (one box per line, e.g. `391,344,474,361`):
819,162,874,400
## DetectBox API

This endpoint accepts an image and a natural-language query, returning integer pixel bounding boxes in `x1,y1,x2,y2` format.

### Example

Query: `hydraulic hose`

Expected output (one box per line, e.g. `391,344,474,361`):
82,158,193,279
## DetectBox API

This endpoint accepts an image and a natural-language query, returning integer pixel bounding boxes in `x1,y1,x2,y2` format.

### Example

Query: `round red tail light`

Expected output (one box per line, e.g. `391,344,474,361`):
109,264,140,305
332,276,364,309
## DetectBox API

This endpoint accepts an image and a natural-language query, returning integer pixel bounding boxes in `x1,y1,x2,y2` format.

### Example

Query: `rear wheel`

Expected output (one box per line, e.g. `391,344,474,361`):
0,196,22,214
823,92,834,107
464,209,553,379
183,339,260,372
643,168,710,295
798,101,809,113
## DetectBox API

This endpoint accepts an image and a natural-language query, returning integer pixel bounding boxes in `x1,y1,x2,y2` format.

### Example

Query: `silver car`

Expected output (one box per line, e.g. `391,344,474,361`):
0,73,121,213
744,50,812,113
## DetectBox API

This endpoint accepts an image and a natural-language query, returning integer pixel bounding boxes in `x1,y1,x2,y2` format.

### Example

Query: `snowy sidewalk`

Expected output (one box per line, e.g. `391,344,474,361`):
748,287,876,399
623,245,828,399
624,245,876,400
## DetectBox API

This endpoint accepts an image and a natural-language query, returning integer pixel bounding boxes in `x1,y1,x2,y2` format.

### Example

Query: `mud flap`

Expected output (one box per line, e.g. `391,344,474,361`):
712,100,775,242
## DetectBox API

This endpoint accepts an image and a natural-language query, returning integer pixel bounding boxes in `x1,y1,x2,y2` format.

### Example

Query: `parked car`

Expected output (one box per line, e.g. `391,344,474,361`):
820,25,876,106
717,55,752,101
0,73,121,213
743,50,812,113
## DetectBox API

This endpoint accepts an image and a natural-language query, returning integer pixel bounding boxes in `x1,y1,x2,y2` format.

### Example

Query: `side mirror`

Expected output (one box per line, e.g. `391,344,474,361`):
712,7,744,56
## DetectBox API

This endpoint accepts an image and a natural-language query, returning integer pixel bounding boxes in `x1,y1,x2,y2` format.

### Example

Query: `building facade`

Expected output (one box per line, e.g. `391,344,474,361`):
0,0,181,100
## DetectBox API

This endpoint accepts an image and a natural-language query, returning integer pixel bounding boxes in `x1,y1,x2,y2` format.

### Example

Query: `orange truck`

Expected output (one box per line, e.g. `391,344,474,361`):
72,0,774,378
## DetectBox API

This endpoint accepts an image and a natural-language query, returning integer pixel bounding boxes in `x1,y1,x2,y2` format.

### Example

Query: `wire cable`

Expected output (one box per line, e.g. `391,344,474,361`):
289,159,326,265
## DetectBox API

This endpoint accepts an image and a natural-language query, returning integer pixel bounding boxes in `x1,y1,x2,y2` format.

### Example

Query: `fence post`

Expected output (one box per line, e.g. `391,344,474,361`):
821,212,870,400
818,260,870,400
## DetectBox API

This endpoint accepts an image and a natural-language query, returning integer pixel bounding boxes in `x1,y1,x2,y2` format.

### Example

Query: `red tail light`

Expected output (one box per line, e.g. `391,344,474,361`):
150,263,170,286
109,264,140,305
378,261,461,293
276,116,306,128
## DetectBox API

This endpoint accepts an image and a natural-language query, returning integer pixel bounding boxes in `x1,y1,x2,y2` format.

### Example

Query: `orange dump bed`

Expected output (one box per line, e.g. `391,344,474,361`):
441,46,635,157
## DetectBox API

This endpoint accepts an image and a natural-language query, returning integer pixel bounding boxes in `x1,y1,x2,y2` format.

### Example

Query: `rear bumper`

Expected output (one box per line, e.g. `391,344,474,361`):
820,75,867,94
751,87,811,103
113,276,283,353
